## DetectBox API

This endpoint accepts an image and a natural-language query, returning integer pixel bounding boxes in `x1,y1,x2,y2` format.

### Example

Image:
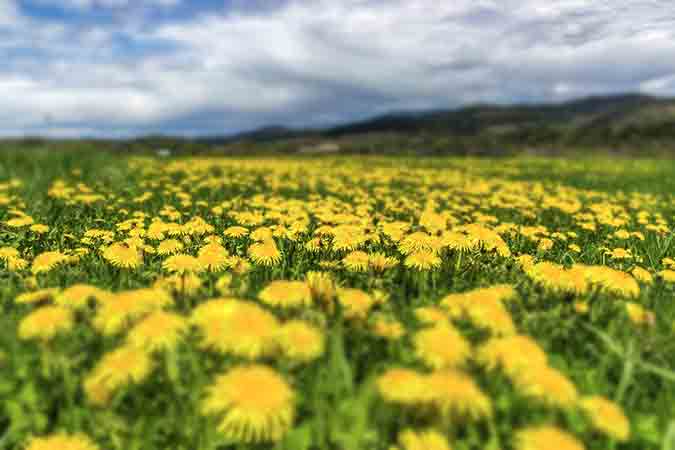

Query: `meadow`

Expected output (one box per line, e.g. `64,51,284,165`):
0,150,674,450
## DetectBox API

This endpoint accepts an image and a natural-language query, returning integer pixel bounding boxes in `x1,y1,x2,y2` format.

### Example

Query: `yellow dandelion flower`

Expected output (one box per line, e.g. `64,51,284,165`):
258,280,312,309
306,271,336,307
658,269,675,283
580,395,630,442
156,238,184,255
193,300,279,359
427,370,492,420
223,226,249,238
372,317,405,340
25,433,100,450
84,345,154,407
404,250,441,271
397,429,452,450
31,250,69,274
18,305,74,341
197,244,230,271
277,320,324,363
155,273,204,296
102,243,143,269
476,335,548,376
337,288,375,320
414,306,449,326
29,224,50,234
7,256,28,271
248,239,282,266
93,288,173,335
368,251,399,272
515,426,584,450
342,250,370,272
5,215,34,227
162,253,203,274
631,266,653,284
625,302,655,326
126,310,188,352
605,248,632,259
201,365,295,443
579,265,639,298
15,288,59,305
512,364,578,408
414,324,470,369
55,284,111,310
377,368,433,406
0,246,20,260
215,273,233,295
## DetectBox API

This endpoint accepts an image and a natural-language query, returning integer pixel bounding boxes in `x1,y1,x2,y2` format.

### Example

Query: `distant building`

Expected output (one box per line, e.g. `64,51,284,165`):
156,148,172,157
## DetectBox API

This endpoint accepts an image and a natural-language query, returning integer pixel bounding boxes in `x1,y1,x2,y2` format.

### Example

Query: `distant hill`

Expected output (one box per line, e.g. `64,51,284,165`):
203,93,675,155
3,93,675,156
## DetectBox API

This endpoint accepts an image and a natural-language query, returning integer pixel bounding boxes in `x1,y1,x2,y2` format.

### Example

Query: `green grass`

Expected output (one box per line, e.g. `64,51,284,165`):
0,149,674,450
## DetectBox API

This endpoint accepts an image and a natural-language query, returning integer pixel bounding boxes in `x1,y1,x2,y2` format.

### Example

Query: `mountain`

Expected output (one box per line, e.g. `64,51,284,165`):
216,93,675,155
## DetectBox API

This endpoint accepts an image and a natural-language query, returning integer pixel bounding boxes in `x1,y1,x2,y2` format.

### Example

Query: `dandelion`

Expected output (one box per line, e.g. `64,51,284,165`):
0,246,20,260
162,254,203,274
201,365,295,443
25,433,101,450
580,395,630,441
223,226,249,238
414,307,449,326
102,243,143,269
658,269,675,283
631,266,653,284
368,251,398,272
5,215,34,227
18,305,74,341
155,273,203,296
7,256,28,271
372,316,405,340
156,238,184,255
395,429,452,450
476,335,548,376
277,320,325,363
31,250,69,274
426,370,492,420
93,288,173,335
258,280,312,309
512,364,578,408
248,239,282,266
84,345,154,406
30,224,50,234
193,300,279,359
126,311,188,353
605,248,632,259
377,368,432,406
15,288,60,305
337,288,375,320
414,324,470,369
404,250,441,271
197,244,230,271
55,284,111,310
306,271,336,307
342,250,370,272
625,302,655,326
514,426,584,450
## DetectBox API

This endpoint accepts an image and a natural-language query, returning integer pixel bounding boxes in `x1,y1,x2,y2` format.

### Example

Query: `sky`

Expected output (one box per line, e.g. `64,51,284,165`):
1,0,675,137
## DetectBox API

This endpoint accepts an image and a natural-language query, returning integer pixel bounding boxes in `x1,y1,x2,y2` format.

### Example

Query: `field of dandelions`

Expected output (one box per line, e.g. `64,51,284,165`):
1,150,674,450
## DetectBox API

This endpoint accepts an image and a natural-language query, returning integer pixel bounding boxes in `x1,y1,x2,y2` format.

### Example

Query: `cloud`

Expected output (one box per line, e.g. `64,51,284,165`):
1,0,675,136
26,0,180,10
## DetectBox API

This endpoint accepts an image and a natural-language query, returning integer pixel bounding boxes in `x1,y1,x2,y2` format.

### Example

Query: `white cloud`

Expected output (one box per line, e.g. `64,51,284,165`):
28,0,180,10
2,0,675,136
